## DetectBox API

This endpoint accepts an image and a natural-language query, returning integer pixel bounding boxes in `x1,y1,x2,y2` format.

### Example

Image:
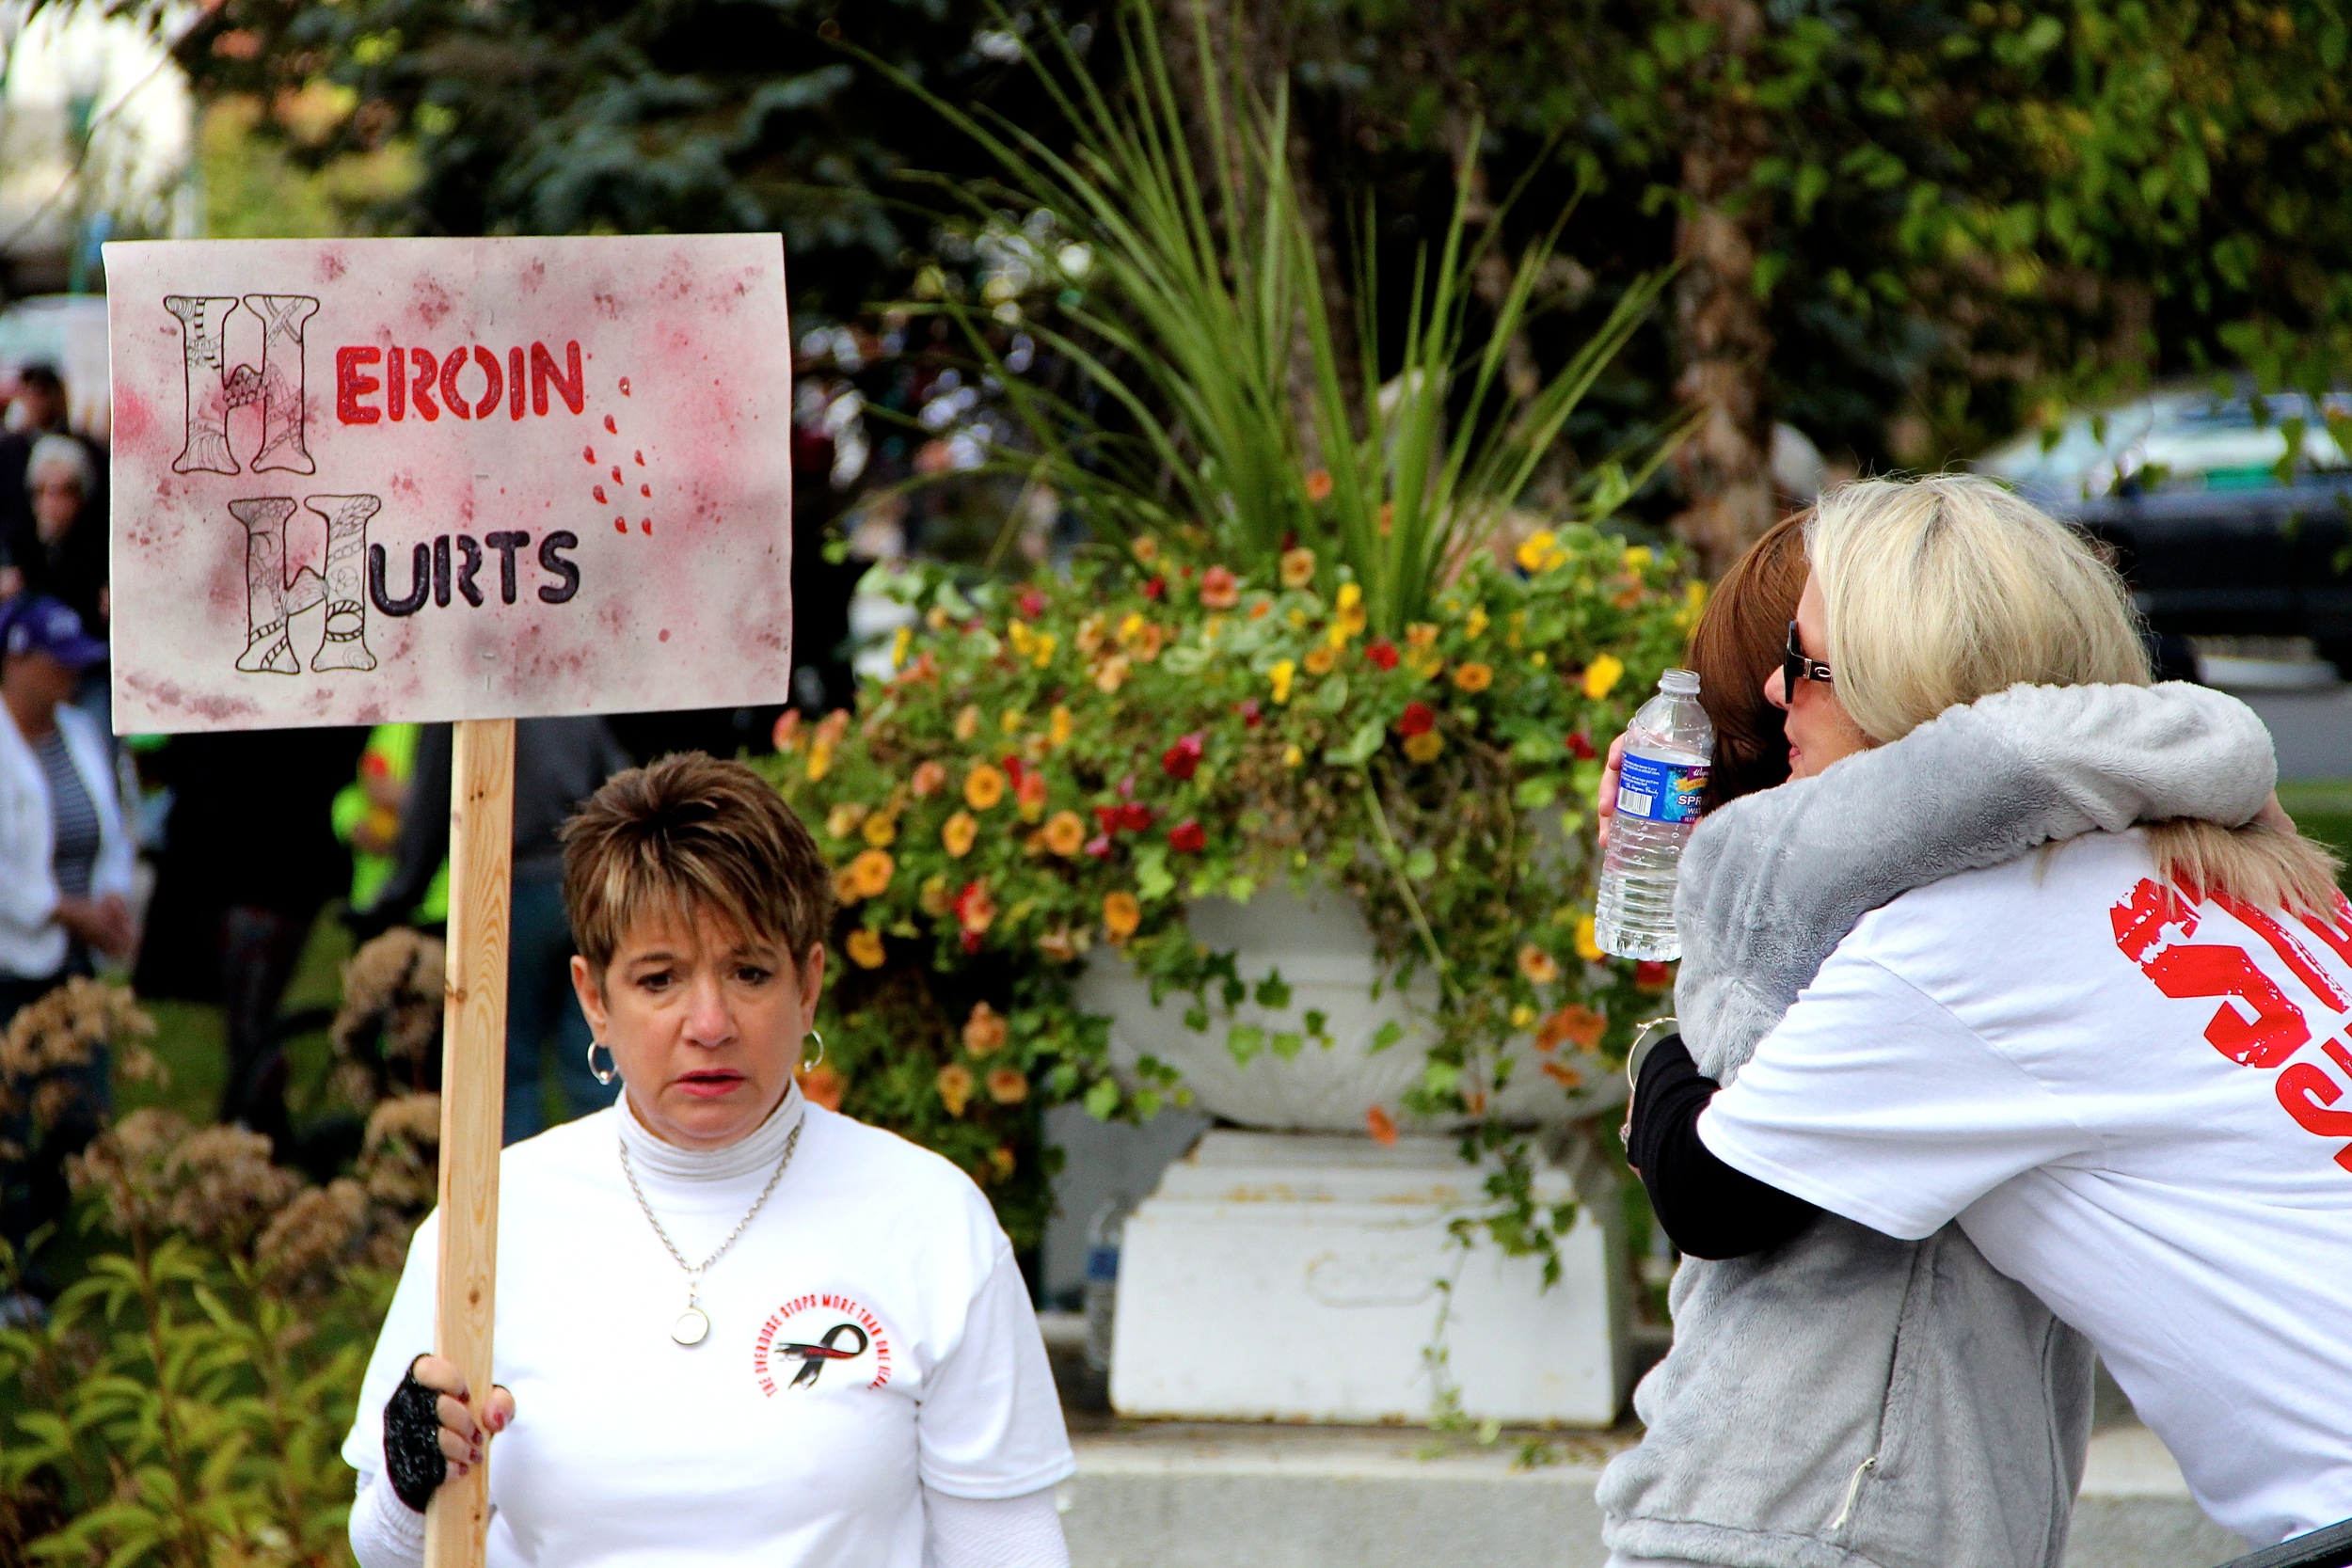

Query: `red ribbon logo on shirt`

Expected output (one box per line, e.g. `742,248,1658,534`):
754,1293,893,1395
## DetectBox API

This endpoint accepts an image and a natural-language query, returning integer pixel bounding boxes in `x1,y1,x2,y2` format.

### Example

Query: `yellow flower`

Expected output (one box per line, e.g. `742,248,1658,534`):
1530,651,1549,669
962,1001,1009,1056
846,928,886,969
825,802,868,840
987,1146,1017,1181
1304,644,1337,675
1574,914,1602,962
862,813,898,848
831,865,861,903
1582,654,1625,701
1331,581,1367,641
804,740,834,782
890,624,913,670
1279,547,1316,588
1049,705,1073,747
1406,622,1439,649
1006,620,1036,657
1001,708,1025,735
1103,891,1142,942
953,705,982,741
1510,1004,1537,1029
1464,605,1489,639
1132,533,1161,565
1404,731,1444,763
1120,616,1165,661
1281,743,1304,768
1268,659,1296,705
847,848,896,899
1623,545,1654,571
1515,531,1558,572
1044,810,1087,857
943,812,978,857
964,765,1008,810
937,1064,976,1117
1075,613,1107,655
1029,632,1057,668
1517,943,1561,985
1452,661,1493,693
1093,654,1130,693
986,1067,1030,1105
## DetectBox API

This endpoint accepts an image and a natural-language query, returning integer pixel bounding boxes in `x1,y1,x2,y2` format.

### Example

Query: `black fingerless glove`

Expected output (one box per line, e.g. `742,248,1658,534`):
383,1357,447,1513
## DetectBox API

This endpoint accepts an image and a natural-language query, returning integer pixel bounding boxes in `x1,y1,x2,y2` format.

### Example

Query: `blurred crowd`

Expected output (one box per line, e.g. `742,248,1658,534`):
0,359,808,1291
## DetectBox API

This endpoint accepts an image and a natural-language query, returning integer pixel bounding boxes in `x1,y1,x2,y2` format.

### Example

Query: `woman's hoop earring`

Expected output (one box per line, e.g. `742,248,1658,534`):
586,1039,619,1087
799,1029,825,1072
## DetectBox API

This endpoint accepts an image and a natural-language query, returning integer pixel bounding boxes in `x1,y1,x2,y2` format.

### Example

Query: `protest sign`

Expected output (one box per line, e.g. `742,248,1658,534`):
103,233,794,732
104,234,794,1568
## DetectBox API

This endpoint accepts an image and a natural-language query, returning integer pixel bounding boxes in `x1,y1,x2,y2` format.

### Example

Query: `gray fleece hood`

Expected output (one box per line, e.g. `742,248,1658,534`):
1597,681,2276,1568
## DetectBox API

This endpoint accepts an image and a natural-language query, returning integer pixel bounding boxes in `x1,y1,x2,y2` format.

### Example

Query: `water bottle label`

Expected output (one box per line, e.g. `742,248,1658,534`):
1616,752,1709,823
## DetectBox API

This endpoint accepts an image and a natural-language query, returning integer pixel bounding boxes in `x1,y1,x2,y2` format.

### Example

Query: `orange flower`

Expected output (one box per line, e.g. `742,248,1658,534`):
1366,1105,1398,1146
955,880,998,936
1303,644,1337,675
772,710,803,752
1016,769,1050,821
942,811,978,857
1093,654,1130,694
814,709,851,747
964,765,1008,810
1044,810,1088,857
953,704,982,741
1303,469,1333,503
1049,705,1073,747
1452,661,1494,693
937,1064,975,1117
847,848,896,899
861,812,898,848
911,759,947,799
1200,565,1240,610
1132,533,1161,564
986,1067,1030,1104
1038,927,1081,962
1534,1004,1607,1054
846,928,886,969
797,1063,846,1112
962,1000,1009,1055
987,1146,1017,1181
831,865,861,903
1103,890,1142,942
1517,942,1560,985
825,801,867,840
1280,546,1316,588
1540,1059,1585,1088
1119,615,1165,662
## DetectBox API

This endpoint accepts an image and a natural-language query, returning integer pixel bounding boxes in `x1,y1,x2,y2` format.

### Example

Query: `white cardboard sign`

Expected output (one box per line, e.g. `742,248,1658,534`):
103,234,794,733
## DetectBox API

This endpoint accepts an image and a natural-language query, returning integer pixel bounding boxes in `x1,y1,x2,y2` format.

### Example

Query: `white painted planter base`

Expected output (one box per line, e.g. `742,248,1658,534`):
1109,1130,1630,1426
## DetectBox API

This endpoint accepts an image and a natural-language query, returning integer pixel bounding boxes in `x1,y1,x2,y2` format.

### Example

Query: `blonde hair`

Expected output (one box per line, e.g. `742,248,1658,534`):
1808,473,2339,916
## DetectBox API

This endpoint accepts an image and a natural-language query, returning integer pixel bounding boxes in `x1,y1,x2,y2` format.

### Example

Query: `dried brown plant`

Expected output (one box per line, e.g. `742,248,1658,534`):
70,1110,301,1251
0,978,161,1148
331,929,446,1106
356,1092,441,1217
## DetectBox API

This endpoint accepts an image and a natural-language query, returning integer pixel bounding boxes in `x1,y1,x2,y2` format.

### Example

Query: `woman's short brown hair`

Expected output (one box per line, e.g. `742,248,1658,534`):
1687,512,1810,809
561,752,834,974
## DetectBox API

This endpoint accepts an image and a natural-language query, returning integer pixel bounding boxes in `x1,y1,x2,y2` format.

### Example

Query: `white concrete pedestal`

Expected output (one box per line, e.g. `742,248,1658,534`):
1109,1129,1630,1425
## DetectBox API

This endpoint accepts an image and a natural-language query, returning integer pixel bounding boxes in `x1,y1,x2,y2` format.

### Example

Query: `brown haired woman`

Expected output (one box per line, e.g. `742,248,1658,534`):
341,754,1074,1568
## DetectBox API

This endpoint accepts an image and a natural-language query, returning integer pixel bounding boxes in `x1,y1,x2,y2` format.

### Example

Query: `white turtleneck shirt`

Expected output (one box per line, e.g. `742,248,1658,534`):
342,1085,1075,1566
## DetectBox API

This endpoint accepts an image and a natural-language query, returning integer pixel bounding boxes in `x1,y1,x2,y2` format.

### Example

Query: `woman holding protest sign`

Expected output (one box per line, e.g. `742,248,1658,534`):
342,753,1073,1568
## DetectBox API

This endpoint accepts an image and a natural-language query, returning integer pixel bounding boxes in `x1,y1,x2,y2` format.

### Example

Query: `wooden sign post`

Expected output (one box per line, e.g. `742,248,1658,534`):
104,234,796,1568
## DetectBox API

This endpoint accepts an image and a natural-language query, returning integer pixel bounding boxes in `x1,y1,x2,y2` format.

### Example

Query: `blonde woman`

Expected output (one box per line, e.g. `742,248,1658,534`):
1610,475,2350,1560
342,755,1073,1567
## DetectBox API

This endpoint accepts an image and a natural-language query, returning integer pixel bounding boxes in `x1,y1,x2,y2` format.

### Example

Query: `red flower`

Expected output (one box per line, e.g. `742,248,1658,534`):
1084,832,1113,859
1143,576,1166,600
1168,818,1207,853
1397,701,1437,737
1634,960,1672,991
1237,698,1262,727
1162,732,1205,781
1017,587,1048,619
1117,802,1153,832
1566,731,1597,760
1199,564,1240,610
1093,804,1121,834
1367,640,1399,672
961,929,984,954
1003,755,1026,787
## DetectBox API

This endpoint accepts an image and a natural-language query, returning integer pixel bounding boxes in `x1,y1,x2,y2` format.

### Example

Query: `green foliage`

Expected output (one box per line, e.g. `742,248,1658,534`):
771,525,1690,1267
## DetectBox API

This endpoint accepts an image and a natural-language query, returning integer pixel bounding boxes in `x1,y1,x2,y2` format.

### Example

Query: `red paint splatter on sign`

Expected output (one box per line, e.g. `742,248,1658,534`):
583,446,596,463
594,485,607,503
614,517,627,532
634,451,644,466
619,377,632,396
659,628,671,642
640,519,652,534
639,484,649,498
604,414,618,434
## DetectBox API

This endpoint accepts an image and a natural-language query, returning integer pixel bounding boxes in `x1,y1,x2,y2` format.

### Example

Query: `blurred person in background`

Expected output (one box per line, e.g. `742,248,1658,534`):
0,595,134,1274
361,717,631,1143
135,727,368,1155
0,364,107,565
6,433,113,746
332,724,445,924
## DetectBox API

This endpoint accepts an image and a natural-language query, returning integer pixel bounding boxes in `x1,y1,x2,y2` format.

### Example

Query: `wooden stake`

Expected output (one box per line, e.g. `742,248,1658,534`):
425,718,515,1568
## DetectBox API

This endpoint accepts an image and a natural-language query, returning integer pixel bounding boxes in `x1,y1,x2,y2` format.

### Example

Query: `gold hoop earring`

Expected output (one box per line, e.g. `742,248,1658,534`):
798,1029,825,1072
586,1039,619,1087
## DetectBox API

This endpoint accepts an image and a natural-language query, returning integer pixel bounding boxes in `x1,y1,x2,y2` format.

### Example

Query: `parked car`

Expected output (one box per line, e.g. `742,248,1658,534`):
1976,388,2352,667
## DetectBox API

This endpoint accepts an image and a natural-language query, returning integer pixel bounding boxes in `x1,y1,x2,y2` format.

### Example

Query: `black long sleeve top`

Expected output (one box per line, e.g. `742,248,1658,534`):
1626,1034,1821,1259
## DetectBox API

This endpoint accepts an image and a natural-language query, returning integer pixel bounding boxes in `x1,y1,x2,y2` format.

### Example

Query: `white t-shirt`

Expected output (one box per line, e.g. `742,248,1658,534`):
1698,831,2352,1547
342,1088,1074,1566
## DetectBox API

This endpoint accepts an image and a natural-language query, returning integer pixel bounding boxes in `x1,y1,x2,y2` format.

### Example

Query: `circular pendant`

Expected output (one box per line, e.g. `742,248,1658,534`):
672,1307,710,1347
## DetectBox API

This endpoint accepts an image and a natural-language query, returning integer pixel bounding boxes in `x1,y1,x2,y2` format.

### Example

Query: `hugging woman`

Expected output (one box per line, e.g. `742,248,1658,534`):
1599,476,2324,1566
342,756,1073,1567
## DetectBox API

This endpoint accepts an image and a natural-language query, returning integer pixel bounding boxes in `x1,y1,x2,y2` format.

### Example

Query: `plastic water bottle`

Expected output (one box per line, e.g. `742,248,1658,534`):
1595,669,1714,961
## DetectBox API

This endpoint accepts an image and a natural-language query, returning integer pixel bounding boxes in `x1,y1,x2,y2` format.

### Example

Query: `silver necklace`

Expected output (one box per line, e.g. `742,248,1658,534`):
618,1117,802,1346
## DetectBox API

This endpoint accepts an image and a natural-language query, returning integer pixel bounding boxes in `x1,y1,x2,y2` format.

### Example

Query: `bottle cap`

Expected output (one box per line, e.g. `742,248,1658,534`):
1660,668,1700,695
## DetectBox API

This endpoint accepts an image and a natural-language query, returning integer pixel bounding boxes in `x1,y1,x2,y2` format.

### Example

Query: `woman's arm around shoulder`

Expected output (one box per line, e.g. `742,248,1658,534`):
923,1484,1071,1568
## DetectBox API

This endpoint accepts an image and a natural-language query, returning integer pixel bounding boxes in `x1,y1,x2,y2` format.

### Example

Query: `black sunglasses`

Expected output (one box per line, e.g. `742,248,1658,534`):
1783,621,1833,693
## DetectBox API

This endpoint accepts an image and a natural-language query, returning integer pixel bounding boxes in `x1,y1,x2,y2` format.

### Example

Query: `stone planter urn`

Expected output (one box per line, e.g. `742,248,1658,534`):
1073,885,1633,1426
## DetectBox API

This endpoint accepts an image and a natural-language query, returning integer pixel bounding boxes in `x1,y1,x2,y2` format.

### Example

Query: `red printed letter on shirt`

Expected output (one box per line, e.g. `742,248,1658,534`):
2111,878,2310,1068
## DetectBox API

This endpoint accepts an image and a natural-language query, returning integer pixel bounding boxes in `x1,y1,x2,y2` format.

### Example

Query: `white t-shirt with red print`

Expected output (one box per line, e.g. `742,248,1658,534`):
342,1088,1073,1567
1698,831,2352,1548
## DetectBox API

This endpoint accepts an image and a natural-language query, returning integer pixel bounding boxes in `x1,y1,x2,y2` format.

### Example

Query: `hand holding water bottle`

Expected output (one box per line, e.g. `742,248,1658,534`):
1594,670,1713,961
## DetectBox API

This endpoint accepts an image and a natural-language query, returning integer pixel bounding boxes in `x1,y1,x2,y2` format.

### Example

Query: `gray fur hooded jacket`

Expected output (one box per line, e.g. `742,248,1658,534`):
1596,681,2279,1568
